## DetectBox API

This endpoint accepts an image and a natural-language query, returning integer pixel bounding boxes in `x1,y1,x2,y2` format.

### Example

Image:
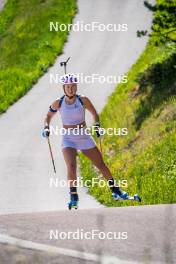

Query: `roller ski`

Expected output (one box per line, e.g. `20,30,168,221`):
68,192,79,210
112,190,141,202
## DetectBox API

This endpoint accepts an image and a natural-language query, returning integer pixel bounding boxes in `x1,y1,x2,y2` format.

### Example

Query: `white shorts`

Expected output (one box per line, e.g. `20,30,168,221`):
61,128,96,151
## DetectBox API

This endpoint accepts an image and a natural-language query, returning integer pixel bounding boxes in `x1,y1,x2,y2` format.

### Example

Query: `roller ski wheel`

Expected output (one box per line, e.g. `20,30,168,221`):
68,200,78,210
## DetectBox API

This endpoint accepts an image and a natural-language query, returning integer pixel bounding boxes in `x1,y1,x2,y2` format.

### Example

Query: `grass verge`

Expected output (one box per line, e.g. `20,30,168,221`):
0,0,77,113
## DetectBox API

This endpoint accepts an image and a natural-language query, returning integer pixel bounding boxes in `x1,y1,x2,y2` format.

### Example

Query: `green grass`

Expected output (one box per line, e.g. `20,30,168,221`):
0,0,77,113
79,0,176,206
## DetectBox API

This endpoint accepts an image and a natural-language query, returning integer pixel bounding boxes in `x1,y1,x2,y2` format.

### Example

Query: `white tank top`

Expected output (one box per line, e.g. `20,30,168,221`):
59,96,85,125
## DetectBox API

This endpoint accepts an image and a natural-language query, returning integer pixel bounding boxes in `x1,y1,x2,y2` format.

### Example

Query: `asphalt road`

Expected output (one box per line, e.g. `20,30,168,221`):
0,204,175,263
0,0,154,214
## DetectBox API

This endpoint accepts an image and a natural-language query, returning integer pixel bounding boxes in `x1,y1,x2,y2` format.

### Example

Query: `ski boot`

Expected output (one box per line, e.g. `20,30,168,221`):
68,193,79,210
112,189,128,200
112,191,142,202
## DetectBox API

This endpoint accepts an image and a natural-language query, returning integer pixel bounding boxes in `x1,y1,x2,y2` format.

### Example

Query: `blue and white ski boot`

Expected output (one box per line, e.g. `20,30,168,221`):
112,191,141,202
112,190,128,200
68,193,79,210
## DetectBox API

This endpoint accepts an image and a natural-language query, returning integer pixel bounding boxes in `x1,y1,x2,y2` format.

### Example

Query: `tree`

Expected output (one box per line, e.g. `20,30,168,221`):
137,0,176,45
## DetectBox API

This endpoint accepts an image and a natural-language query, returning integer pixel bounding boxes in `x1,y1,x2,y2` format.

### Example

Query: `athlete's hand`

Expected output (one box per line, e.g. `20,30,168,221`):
42,125,50,138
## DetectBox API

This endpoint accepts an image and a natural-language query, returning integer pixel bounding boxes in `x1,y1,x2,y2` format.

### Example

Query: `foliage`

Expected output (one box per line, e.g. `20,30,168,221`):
137,0,176,44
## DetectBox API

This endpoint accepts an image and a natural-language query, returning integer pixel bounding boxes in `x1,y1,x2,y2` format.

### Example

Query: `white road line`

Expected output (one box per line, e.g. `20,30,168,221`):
0,234,137,264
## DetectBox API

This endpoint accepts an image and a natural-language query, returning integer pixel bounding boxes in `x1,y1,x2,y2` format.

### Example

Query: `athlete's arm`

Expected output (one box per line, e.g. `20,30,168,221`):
44,100,59,126
82,96,99,123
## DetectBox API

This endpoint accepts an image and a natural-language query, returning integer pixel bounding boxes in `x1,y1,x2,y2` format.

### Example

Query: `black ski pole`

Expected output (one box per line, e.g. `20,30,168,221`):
47,137,56,173
60,57,70,74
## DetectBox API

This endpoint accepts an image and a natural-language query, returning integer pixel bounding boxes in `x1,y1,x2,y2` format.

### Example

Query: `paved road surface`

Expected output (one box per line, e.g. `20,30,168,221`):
0,204,175,263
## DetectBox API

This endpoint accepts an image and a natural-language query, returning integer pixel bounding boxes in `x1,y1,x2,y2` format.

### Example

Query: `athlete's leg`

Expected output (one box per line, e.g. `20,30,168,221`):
62,147,77,187
81,146,127,197
62,147,79,204
81,146,112,180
